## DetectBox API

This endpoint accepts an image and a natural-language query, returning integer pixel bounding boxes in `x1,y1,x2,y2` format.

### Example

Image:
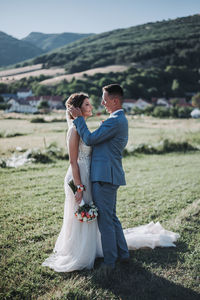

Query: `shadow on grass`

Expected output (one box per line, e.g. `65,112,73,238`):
89,249,199,300
52,247,199,300
132,241,188,268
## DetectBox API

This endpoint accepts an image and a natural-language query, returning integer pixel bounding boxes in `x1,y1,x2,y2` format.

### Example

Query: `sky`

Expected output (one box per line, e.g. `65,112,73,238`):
0,0,200,39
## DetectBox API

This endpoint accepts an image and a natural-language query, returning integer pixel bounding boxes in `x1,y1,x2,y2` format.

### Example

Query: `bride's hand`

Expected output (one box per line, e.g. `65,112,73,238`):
75,191,83,204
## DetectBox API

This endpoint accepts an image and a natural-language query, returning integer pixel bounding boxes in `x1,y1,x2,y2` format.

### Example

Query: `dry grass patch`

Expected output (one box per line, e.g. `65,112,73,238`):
0,64,43,77
41,65,128,85
0,67,66,83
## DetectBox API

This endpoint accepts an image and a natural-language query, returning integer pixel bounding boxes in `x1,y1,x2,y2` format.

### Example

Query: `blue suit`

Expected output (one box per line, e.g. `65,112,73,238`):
73,110,129,266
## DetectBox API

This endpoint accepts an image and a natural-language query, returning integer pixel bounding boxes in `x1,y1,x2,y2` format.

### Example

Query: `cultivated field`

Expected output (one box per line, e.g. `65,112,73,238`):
0,65,66,83
40,65,129,85
0,65,128,85
0,64,43,77
0,113,200,299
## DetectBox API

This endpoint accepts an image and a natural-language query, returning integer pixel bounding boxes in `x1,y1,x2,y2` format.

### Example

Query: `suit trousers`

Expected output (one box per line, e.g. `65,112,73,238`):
92,181,129,267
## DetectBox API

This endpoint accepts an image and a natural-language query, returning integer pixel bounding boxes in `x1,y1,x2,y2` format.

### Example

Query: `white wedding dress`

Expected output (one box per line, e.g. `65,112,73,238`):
42,125,180,272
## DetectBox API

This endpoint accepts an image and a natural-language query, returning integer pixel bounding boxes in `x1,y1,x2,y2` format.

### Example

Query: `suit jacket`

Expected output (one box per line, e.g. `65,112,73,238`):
73,110,128,186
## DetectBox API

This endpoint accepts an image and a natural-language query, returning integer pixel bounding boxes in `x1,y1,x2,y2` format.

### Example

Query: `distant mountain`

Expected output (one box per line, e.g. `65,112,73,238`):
22,32,94,52
0,31,44,67
30,15,200,73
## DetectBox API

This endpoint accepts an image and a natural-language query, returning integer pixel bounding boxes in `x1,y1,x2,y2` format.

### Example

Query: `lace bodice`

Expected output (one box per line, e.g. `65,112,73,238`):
78,138,92,161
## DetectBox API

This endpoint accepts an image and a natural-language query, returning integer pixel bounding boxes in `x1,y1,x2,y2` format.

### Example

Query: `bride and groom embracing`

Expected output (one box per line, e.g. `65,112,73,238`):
42,84,179,274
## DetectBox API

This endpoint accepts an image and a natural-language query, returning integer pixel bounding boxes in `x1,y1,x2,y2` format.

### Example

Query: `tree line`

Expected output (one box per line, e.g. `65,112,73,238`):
1,65,199,108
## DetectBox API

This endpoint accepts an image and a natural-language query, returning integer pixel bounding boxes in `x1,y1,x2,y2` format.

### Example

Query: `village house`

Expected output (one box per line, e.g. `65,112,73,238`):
26,95,64,109
123,98,150,111
41,96,64,109
6,98,38,114
156,98,171,107
26,96,41,107
4,93,64,114
169,98,192,107
134,98,151,110
191,108,200,118
17,89,33,99
122,99,137,111
1,93,17,102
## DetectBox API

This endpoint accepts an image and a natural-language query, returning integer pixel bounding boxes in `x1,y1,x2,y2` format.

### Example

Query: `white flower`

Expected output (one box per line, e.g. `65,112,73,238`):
88,209,93,215
79,199,85,207
83,217,87,222
78,215,82,220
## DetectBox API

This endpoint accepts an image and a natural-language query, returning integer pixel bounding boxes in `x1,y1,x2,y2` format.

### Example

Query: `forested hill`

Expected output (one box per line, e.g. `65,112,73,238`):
32,14,200,73
22,32,94,52
0,32,44,67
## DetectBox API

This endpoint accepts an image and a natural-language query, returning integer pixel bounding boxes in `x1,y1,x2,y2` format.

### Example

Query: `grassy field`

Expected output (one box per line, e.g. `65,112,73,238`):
0,112,200,156
0,113,200,299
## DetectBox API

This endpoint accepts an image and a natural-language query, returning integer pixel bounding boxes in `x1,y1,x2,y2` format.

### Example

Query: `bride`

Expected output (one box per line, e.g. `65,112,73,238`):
42,92,179,272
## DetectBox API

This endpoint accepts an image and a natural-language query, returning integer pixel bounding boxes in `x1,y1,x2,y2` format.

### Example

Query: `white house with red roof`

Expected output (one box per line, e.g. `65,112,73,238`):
135,98,151,109
26,95,64,109
123,98,151,111
169,98,192,107
26,96,41,107
41,96,64,109
5,88,64,113
123,99,137,111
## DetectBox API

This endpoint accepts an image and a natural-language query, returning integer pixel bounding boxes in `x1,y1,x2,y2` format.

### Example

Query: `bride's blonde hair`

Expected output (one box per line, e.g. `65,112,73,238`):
65,93,89,119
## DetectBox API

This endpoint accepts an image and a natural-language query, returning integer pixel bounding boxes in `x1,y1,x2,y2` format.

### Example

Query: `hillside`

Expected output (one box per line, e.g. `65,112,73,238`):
30,15,200,73
0,32,44,67
1,15,200,100
0,65,127,84
22,32,94,52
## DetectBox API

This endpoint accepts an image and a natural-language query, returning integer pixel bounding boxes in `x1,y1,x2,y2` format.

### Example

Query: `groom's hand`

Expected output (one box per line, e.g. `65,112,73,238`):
68,107,83,119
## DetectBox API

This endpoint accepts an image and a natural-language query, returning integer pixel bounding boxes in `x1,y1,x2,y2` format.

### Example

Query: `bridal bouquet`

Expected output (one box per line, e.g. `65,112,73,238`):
68,179,98,222
75,199,98,223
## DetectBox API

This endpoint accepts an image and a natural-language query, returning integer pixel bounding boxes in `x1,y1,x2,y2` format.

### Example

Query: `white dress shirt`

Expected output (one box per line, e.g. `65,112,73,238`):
109,109,124,118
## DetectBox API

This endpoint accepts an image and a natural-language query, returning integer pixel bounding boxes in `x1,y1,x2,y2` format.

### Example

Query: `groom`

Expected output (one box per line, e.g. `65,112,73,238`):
70,84,129,271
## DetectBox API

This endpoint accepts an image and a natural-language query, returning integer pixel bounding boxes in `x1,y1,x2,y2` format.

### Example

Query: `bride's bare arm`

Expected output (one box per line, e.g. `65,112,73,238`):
68,127,82,203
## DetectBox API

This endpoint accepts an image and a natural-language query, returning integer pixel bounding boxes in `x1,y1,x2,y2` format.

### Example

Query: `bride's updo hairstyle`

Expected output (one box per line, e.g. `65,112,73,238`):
65,93,88,119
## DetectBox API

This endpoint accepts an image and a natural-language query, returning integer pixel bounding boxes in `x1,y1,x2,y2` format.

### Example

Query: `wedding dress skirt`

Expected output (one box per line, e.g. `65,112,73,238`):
42,134,102,272
42,127,179,272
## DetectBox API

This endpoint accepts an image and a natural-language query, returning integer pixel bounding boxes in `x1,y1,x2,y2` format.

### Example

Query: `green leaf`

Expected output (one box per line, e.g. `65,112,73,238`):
68,179,77,194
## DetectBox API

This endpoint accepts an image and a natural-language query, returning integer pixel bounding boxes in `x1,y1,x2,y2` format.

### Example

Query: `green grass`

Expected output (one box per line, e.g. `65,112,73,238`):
0,114,200,157
0,152,200,299
0,114,200,299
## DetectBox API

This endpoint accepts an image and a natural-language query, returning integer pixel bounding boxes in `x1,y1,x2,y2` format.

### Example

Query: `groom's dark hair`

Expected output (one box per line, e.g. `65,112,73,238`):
103,84,123,103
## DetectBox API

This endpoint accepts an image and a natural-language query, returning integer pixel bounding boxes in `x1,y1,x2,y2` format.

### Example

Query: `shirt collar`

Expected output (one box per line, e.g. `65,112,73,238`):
109,109,123,117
